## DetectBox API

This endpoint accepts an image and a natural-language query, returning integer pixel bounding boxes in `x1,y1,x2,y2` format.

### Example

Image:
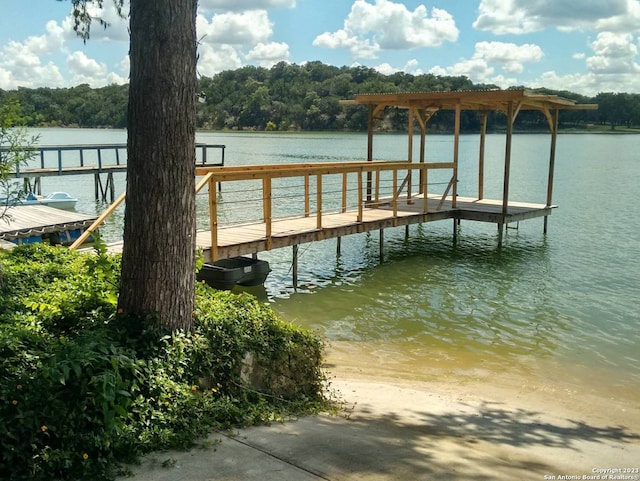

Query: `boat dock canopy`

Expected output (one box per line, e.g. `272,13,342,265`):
341,88,598,113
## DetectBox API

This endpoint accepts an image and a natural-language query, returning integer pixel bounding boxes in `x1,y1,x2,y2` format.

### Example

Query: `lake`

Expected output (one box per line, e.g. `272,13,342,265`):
27,128,640,401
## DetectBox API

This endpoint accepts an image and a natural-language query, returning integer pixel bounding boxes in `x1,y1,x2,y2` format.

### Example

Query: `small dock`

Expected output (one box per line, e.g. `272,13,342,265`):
0,205,97,246
5,143,226,201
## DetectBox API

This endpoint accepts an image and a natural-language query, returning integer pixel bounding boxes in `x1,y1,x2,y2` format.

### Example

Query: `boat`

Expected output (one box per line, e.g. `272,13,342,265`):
197,256,271,290
0,192,78,210
24,192,78,209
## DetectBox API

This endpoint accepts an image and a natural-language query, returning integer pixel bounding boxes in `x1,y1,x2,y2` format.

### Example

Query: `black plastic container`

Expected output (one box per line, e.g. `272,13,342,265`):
197,256,271,290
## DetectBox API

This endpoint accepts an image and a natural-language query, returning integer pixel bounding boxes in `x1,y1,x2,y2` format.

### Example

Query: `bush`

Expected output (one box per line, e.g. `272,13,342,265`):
0,245,328,480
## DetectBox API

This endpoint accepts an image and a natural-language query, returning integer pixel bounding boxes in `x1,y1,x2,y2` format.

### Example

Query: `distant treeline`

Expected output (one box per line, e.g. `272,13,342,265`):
1,61,639,132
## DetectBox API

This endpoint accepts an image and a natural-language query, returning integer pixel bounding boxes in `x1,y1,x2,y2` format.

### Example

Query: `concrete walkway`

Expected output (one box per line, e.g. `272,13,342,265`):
121,379,640,481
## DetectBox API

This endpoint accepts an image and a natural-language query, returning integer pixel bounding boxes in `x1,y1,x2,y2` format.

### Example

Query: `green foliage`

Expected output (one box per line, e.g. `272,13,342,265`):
0,100,40,219
0,245,328,481
0,61,615,132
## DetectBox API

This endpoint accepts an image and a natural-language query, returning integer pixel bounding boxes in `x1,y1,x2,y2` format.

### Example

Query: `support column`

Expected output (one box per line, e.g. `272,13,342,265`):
478,111,488,200
544,109,559,234
336,236,341,256
366,105,374,202
452,103,461,207
379,228,384,263
292,244,299,288
502,101,514,215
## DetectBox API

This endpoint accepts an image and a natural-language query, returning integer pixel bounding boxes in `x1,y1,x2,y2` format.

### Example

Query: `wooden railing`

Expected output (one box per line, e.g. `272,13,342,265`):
71,160,455,253
195,160,455,259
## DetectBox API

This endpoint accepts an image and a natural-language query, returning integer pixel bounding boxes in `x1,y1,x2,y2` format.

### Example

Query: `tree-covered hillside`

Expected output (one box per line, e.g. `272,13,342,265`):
1,61,638,132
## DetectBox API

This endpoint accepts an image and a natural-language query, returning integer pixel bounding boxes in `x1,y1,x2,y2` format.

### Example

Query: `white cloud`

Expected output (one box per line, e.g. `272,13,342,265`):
595,0,640,32
474,41,543,73
431,58,495,81
198,10,273,45
0,26,67,89
374,59,423,75
195,9,290,75
199,0,295,11
474,0,628,34
245,41,290,67
586,32,640,74
427,41,541,88
67,51,112,86
197,43,243,77
313,0,458,59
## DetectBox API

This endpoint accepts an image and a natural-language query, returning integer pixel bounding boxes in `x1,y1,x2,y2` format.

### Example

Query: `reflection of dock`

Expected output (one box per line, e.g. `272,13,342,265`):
0,205,97,246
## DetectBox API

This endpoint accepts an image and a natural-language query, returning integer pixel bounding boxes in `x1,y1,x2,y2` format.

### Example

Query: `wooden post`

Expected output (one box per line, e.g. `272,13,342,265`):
502,101,514,215
209,176,219,260
316,174,322,229
336,236,341,256
367,105,374,202
357,169,363,222
263,177,272,250
341,172,348,213
478,111,488,200
545,109,559,234
418,109,426,193
453,102,461,208
379,228,384,263
407,106,414,201
292,244,299,288
392,168,398,217
453,218,458,243
304,174,310,217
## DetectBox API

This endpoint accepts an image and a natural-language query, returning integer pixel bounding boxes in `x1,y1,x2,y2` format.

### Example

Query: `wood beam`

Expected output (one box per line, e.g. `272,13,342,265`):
478,111,488,200
452,102,461,207
502,101,514,214
545,108,560,233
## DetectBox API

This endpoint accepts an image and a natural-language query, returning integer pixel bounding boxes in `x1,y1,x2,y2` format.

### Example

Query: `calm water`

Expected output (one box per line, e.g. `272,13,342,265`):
28,129,640,392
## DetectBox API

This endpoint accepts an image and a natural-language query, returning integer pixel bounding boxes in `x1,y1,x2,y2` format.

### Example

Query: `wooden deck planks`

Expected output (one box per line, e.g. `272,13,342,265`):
113,194,555,260
0,205,97,240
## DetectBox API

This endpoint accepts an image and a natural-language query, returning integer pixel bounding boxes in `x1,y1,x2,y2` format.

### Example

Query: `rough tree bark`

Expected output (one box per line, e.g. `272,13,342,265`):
118,0,198,330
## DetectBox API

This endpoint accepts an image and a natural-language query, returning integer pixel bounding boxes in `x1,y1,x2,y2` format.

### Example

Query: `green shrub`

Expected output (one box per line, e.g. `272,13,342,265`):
0,245,328,481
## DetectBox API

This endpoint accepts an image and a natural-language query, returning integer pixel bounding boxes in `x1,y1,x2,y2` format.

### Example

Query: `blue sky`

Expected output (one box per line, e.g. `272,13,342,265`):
1,0,640,96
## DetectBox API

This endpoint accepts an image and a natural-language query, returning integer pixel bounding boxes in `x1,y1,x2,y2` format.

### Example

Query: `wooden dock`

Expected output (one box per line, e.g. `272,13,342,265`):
70,89,595,285
0,205,97,246
193,193,554,261
97,159,555,262
5,143,225,201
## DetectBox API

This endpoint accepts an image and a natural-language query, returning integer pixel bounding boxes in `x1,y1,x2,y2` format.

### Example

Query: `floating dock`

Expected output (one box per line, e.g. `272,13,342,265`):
0,205,97,246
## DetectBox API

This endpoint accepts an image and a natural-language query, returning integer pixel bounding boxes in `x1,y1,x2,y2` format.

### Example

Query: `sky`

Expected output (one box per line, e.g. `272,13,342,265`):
1,0,640,96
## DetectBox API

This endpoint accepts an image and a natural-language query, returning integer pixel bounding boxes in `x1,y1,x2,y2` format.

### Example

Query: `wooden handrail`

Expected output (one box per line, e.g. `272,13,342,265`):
69,192,127,249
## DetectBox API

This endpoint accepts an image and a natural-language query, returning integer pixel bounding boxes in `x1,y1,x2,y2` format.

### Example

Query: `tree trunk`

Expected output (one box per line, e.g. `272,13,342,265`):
118,0,198,330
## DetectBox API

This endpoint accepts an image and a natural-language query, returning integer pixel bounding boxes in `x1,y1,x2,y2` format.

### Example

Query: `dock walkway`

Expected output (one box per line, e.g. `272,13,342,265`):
192,194,553,260
0,205,97,246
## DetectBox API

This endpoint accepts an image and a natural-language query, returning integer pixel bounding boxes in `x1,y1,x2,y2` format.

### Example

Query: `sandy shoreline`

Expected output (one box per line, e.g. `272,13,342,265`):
124,341,640,481
325,340,640,430
321,340,640,479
